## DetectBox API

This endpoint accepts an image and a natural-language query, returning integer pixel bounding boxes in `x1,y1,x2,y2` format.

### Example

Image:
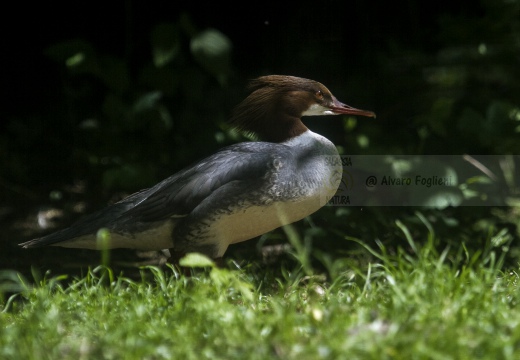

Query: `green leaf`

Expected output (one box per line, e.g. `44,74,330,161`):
179,253,215,268
151,23,180,67
44,39,98,75
190,29,232,84
44,39,95,65
414,187,464,209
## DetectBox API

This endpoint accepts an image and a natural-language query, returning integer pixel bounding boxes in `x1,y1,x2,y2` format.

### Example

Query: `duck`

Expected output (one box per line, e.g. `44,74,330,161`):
20,75,375,263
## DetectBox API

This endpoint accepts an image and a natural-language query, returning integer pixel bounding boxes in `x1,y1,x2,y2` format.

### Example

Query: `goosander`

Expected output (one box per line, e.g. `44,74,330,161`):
20,75,375,261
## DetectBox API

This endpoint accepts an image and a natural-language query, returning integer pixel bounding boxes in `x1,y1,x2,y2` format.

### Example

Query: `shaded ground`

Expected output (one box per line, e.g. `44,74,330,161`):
1,181,165,280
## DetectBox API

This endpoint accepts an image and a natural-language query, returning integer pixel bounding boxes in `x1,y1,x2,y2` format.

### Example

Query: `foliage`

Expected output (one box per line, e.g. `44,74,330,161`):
1,228,519,359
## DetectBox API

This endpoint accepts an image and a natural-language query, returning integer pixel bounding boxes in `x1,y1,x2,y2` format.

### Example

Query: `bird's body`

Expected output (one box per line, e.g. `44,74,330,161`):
20,75,375,260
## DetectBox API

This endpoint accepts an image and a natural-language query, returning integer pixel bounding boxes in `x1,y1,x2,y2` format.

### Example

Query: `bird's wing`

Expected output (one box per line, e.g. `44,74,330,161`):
119,142,290,222
20,142,291,248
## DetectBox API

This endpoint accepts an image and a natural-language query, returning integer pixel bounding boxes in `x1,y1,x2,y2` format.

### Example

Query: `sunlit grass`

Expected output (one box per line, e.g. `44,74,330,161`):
1,228,520,359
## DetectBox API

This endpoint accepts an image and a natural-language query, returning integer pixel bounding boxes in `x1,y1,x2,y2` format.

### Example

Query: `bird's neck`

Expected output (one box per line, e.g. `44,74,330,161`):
230,91,308,143
249,113,309,143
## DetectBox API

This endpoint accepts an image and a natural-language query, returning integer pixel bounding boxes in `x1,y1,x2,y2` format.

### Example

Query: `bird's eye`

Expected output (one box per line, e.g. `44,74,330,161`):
315,90,324,100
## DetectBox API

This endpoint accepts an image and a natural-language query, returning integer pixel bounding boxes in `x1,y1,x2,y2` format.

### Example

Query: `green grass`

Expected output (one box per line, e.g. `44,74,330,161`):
1,230,520,360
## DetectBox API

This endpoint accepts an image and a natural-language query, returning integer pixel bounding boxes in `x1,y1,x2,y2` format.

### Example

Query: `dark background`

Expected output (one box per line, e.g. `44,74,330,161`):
2,0,519,275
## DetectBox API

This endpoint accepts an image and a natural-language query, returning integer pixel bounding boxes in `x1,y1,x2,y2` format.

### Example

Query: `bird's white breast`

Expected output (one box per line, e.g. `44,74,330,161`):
205,130,342,257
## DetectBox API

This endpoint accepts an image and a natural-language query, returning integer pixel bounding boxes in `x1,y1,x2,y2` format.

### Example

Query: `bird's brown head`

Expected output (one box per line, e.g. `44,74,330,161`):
230,75,376,143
